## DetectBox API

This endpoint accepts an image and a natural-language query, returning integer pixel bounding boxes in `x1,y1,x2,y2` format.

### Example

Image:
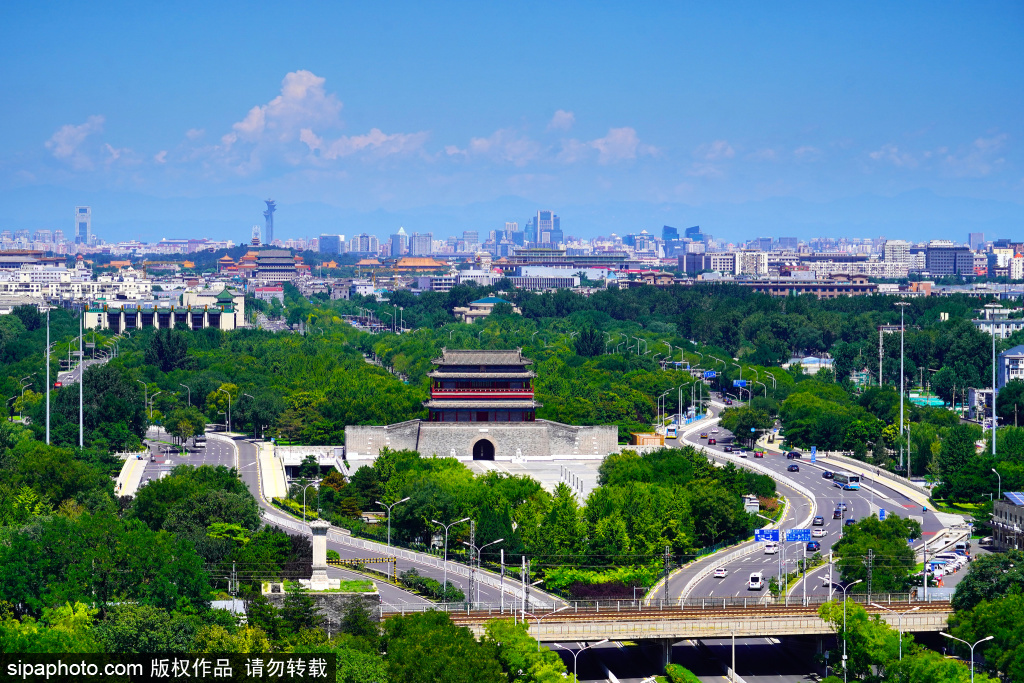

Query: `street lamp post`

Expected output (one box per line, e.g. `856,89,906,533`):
941,633,993,683
835,578,863,683
376,497,410,547
149,391,163,420
871,604,919,660
179,384,191,406
463,537,504,606
552,640,609,681
218,387,232,433
895,302,911,477
521,607,569,650
136,380,148,421
985,302,1001,459
301,481,321,524
431,517,470,601
993,468,1002,501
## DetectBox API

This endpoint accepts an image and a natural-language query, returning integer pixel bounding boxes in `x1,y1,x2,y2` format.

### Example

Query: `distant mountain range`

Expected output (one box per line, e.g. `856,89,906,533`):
1,185,1021,246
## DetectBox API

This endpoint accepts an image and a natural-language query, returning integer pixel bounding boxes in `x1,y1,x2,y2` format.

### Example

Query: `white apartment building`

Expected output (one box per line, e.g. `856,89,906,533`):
883,240,910,263
736,251,769,276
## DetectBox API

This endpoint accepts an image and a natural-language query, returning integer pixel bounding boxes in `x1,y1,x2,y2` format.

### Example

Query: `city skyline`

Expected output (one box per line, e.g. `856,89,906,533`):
0,3,1020,242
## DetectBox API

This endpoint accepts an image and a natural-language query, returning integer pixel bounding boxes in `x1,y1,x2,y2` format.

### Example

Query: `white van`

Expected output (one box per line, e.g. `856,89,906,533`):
764,541,779,555
666,424,678,438
748,572,764,590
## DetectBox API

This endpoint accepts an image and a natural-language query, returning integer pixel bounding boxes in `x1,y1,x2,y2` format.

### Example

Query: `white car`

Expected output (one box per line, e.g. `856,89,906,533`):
812,528,827,538
748,572,764,590
713,567,728,578
764,542,779,555
711,427,720,433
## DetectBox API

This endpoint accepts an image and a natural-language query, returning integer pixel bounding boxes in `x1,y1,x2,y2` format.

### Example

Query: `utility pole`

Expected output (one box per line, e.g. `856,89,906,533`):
878,325,883,387
78,311,83,448
468,520,476,608
867,548,874,598
663,545,671,604
500,549,505,614
45,307,50,445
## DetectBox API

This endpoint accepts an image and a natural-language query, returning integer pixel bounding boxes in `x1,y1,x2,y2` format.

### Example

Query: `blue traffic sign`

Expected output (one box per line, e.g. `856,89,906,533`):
704,370,717,379
786,529,812,542
879,509,886,521
733,379,747,387
755,529,780,543
811,446,817,463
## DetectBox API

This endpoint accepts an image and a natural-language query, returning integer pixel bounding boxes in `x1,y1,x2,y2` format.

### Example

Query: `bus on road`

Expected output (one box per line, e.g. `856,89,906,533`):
194,434,207,449
833,471,861,490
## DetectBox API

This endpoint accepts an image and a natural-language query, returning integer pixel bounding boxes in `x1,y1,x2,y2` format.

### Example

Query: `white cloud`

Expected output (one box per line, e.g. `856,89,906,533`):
448,129,543,166
300,127,428,159
209,70,425,172
589,127,655,164
185,128,205,140
696,139,735,161
547,110,575,131
944,134,1008,177
747,148,778,161
793,145,822,161
868,143,917,168
154,150,168,164
45,115,105,169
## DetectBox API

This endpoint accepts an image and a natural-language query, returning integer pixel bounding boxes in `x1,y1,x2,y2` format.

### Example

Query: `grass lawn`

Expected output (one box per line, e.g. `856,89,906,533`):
930,501,985,516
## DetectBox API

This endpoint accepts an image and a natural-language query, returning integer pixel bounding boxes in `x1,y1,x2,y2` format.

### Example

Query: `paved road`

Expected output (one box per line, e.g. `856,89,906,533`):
670,401,949,603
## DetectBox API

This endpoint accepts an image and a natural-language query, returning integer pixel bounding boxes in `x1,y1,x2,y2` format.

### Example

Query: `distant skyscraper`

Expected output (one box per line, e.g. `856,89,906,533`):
662,225,679,242
410,232,433,256
263,199,276,244
777,237,798,250
535,210,555,243
53,230,65,244
389,227,409,255
969,232,985,251
319,234,343,255
74,206,91,245
505,221,518,234
756,237,773,251
348,233,379,254
33,229,52,243
684,226,703,240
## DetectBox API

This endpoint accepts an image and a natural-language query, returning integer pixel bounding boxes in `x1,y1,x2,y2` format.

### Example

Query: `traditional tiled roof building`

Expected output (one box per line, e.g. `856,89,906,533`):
425,349,540,423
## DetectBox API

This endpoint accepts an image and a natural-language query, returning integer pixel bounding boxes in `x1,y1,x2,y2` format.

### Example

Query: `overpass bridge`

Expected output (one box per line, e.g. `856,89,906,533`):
391,599,952,642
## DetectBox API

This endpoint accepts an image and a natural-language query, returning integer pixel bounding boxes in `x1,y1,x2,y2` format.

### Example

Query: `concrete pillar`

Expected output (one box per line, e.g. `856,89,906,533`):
308,519,332,590
661,639,673,672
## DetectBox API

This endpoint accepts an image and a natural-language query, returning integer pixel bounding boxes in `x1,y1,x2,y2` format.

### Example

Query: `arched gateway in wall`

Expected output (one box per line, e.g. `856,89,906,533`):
472,439,495,460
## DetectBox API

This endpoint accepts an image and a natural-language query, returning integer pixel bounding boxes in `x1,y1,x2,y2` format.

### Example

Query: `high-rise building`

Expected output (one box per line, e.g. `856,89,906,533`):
33,229,52,243
662,225,679,242
777,237,798,250
883,240,910,263
319,234,344,255
505,222,518,234
74,206,91,244
389,227,409,256
969,232,985,251
462,231,479,247
53,230,65,244
410,232,433,256
925,241,973,275
755,237,773,252
347,233,379,254
684,226,703,241
263,199,276,244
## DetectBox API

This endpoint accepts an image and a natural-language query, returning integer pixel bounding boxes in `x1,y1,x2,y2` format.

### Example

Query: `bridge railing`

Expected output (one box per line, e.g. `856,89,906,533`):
379,592,949,615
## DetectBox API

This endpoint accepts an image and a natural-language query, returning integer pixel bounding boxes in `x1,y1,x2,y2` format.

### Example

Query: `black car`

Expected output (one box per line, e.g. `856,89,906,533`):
786,451,802,459
787,463,800,472
724,445,733,453
813,516,824,526
822,471,834,479
833,509,843,519
845,518,856,526
807,541,821,552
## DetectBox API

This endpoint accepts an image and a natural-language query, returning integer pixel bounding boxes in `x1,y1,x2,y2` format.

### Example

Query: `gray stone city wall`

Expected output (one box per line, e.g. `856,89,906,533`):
263,589,382,624
345,419,619,460
417,421,551,459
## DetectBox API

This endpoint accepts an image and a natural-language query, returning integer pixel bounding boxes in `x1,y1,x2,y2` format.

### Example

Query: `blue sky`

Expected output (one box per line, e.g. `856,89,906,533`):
1,1,1022,242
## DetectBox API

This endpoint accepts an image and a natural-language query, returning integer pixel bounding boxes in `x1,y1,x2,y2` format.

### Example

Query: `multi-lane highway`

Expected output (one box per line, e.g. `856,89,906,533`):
669,400,949,602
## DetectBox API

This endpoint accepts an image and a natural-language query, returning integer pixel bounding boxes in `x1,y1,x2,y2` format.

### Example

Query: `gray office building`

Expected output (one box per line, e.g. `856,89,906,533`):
925,244,974,275
74,206,91,244
969,232,985,251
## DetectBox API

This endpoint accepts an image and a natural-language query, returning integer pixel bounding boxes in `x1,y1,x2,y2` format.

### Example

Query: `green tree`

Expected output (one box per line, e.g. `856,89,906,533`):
383,611,505,683
998,380,1024,427
818,600,901,681
94,604,199,654
280,584,323,635
574,328,604,357
832,515,920,591
950,593,1024,682
951,549,1024,612
483,618,568,683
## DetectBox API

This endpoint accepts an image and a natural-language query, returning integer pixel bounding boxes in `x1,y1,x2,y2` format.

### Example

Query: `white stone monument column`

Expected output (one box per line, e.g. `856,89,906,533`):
306,519,337,590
